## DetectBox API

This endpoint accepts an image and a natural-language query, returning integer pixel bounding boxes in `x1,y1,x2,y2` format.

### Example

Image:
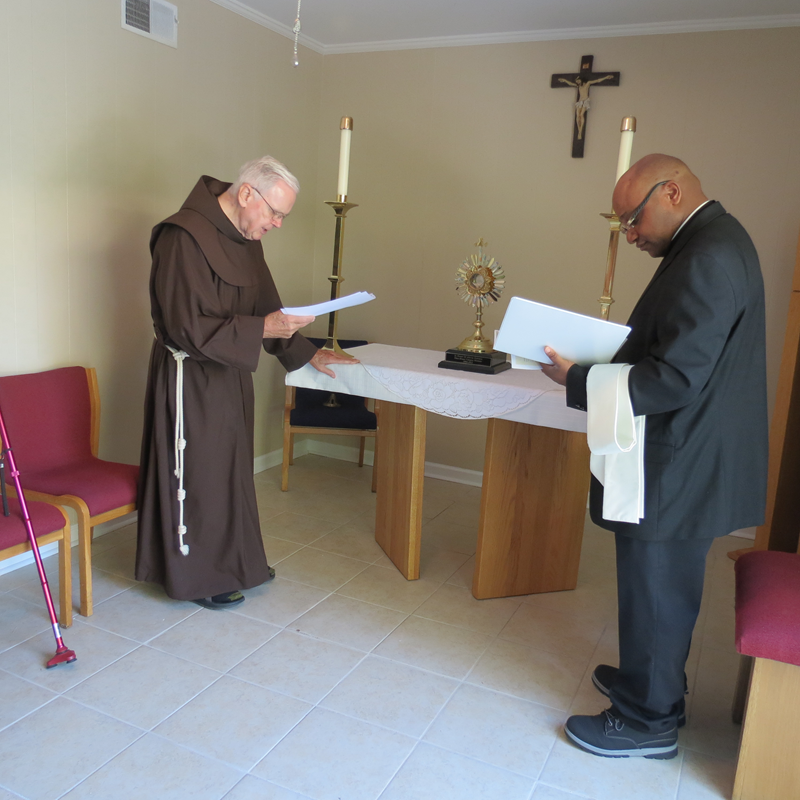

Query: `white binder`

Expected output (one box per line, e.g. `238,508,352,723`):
495,296,630,367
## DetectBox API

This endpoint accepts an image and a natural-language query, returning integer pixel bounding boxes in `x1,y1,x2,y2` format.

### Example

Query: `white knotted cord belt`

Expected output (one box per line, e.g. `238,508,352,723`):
165,344,190,556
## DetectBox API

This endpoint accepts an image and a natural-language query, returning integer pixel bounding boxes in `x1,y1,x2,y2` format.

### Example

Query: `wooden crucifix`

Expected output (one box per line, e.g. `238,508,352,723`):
551,55,620,158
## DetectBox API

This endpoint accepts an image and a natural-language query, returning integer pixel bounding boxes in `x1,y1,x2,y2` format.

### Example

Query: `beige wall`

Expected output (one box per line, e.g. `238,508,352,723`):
2,4,799,475
311,28,800,470
0,0,322,462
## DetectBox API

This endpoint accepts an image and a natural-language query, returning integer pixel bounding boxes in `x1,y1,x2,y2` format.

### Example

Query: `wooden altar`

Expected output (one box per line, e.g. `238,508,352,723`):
286,344,591,600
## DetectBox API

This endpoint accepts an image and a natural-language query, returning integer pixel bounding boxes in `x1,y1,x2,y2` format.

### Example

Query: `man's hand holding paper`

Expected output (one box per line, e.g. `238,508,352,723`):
263,310,315,339
540,347,575,386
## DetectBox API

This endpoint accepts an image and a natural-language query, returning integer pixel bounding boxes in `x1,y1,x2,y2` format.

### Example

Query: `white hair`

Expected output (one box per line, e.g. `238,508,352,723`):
232,156,300,195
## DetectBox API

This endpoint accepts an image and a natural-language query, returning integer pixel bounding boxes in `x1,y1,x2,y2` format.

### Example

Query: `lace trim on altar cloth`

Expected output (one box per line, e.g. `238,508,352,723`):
360,364,542,419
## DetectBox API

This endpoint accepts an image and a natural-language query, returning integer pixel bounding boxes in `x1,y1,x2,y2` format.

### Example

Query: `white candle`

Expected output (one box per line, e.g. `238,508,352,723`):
337,117,353,198
615,117,636,184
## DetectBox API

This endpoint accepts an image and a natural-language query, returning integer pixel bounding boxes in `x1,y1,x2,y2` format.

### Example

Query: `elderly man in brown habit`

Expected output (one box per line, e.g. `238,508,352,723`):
136,156,354,610
543,154,767,759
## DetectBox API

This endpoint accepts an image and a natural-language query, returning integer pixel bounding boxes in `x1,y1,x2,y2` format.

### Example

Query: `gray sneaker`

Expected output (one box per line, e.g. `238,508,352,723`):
591,664,686,727
566,709,678,759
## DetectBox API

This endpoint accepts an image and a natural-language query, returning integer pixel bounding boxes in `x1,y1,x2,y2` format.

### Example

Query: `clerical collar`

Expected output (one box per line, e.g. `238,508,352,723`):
672,200,713,240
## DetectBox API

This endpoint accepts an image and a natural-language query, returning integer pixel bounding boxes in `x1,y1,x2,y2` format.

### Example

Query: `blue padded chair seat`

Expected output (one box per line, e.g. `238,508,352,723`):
283,337,376,492
306,337,367,351
292,337,375,429
290,389,377,429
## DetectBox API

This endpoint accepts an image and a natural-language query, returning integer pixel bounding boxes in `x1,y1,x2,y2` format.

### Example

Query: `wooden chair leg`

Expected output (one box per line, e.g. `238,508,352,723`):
77,509,93,617
58,524,72,627
732,655,753,724
281,429,292,492
358,437,366,467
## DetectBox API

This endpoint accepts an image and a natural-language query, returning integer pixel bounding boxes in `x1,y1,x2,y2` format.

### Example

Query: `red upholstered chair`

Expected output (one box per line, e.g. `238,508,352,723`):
0,367,138,617
731,550,800,800
0,498,72,626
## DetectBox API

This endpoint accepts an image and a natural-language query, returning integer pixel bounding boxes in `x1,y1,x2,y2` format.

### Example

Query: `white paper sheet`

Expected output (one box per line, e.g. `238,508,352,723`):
510,354,543,371
495,296,631,366
281,291,376,317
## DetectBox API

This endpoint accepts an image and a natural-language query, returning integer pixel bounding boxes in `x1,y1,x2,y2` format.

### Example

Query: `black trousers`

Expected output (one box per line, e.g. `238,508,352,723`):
609,534,715,733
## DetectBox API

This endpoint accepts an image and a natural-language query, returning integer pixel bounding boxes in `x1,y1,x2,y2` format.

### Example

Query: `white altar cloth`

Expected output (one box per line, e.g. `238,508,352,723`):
286,343,587,433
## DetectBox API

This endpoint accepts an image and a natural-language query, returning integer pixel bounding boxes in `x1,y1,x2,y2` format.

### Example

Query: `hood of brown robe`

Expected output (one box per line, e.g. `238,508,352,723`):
151,175,263,287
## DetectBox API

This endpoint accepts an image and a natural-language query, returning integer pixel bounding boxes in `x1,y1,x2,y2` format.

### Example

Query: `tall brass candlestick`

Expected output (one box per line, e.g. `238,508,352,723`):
321,116,358,359
598,116,636,320
598,212,621,321
322,199,358,356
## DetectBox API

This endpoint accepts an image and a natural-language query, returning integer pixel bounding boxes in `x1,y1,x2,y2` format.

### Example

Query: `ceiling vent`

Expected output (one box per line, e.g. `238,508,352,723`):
121,0,178,48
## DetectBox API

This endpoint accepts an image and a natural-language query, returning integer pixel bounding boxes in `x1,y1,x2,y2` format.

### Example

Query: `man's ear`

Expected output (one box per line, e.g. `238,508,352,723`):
664,181,682,207
237,184,253,209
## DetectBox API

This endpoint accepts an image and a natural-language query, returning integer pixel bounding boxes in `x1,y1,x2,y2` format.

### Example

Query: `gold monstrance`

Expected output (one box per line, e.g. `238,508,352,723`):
439,239,511,374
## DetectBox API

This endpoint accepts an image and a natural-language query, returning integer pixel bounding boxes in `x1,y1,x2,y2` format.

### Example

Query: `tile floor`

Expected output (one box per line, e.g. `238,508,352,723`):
0,454,746,800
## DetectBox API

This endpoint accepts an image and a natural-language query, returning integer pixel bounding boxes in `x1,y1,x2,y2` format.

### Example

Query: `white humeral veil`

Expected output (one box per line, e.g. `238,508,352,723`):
586,364,645,523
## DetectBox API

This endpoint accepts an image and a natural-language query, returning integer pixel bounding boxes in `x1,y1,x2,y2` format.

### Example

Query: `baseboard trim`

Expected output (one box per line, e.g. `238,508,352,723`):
305,438,483,486
1,445,754,576
422,461,484,487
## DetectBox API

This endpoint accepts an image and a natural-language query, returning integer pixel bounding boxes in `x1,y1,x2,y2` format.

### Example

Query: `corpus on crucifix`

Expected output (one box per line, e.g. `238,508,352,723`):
551,55,620,158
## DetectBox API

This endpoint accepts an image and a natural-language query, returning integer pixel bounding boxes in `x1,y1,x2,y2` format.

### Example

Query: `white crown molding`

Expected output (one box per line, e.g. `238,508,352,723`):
207,0,326,54
207,2,799,55
324,15,800,54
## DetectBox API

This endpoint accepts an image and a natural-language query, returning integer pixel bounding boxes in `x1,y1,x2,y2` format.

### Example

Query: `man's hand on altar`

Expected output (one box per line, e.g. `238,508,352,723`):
541,346,575,386
309,349,360,378
263,311,315,339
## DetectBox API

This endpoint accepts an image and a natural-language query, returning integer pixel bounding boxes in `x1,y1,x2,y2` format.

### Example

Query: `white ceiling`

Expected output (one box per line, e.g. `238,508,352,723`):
209,0,800,53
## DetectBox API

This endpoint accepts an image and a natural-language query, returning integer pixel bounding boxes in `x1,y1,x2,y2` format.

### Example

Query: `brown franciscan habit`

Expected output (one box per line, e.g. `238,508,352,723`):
135,176,317,600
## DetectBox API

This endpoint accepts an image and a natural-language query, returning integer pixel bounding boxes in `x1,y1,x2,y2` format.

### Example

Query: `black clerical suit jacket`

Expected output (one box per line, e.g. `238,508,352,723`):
566,201,768,541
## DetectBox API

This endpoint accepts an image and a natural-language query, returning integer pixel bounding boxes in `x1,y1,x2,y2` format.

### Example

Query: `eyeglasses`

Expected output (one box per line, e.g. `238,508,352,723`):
619,180,669,235
249,184,288,222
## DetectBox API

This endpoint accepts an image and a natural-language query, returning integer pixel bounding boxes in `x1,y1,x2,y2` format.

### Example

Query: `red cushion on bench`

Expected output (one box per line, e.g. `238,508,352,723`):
735,550,800,667
0,498,67,550
20,459,139,517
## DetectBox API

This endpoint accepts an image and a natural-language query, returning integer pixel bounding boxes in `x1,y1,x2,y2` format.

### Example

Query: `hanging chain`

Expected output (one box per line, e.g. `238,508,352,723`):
292,0,302,67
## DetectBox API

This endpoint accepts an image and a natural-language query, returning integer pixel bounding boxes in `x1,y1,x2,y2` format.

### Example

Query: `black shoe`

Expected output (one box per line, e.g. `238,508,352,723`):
591,664,687,728
193,591,245,610
267,566,276,580
565,709,678,759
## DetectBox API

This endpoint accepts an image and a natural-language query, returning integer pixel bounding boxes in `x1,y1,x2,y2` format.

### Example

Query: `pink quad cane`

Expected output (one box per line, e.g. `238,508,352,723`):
0,402,76,668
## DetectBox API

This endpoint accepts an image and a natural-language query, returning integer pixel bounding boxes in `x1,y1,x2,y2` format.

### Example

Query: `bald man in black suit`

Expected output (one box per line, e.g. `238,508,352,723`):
543,154,768,759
